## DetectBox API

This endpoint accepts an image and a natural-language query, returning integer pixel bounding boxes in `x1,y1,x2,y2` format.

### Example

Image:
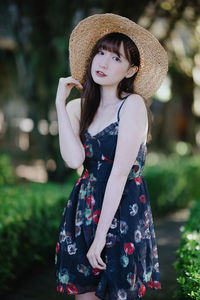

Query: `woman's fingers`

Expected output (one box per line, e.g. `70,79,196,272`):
64,77,83,89
59,76,82,88
96,255,106,268
86,238,107,270
55,76,83,106
88,253,106,269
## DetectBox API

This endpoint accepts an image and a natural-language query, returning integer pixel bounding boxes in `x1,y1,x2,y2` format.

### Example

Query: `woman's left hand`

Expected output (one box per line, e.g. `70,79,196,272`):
86,236,107,270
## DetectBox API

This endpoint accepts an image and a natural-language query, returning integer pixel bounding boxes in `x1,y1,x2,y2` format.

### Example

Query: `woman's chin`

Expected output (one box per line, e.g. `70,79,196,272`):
92,75,106,84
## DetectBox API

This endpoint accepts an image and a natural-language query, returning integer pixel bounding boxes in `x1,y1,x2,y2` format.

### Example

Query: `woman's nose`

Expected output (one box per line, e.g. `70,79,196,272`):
99,54,109,68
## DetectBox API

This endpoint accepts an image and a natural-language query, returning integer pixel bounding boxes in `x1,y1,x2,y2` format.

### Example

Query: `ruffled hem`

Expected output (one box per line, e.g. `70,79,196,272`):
56,277,162,300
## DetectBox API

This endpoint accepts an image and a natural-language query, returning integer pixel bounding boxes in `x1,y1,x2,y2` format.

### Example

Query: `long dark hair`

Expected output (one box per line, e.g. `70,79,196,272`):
79,32,152,143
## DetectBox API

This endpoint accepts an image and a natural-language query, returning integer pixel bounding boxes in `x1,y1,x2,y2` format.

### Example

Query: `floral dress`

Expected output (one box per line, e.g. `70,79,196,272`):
54,96,161,299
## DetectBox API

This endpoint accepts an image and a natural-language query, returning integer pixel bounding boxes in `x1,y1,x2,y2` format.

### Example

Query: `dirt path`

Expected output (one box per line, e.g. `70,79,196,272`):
5,206,190,300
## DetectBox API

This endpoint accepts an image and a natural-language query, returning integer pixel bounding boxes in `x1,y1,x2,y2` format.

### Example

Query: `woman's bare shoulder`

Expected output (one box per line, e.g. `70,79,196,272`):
66,98,81,121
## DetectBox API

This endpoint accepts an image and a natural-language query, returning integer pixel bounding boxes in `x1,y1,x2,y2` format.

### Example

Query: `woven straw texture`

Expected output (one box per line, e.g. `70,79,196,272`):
69,13,168,99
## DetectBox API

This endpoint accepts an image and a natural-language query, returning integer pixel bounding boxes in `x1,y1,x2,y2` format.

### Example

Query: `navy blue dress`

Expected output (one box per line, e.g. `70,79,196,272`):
55,96,161,299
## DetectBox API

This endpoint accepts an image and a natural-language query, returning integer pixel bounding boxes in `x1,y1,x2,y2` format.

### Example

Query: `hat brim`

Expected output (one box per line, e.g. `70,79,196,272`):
69,13,168,99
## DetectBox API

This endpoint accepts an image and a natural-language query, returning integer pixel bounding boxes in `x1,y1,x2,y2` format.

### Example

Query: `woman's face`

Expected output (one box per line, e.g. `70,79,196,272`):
91,41,134,88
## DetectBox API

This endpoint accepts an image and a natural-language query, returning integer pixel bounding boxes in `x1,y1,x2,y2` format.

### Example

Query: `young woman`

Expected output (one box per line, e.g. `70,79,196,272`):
54,13,168,300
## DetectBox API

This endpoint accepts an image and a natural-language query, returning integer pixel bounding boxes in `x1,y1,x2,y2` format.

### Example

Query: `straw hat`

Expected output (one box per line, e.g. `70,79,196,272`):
69,13,168,99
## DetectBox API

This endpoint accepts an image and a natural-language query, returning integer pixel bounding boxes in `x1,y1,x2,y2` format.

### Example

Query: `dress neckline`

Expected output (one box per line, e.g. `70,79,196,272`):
85,121,118,138
85,120,147,148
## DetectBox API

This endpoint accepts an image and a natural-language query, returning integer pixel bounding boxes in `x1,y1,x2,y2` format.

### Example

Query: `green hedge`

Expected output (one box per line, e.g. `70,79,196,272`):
143,155,200,217
173,199,200,299
0,153,17,186
0,176,78,295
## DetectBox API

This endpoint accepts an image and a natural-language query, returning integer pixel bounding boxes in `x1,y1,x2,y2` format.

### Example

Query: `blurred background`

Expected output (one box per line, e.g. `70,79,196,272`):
1,0,200,299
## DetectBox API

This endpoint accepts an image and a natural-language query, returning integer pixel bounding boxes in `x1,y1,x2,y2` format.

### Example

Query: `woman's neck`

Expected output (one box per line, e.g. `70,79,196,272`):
99,86,129,107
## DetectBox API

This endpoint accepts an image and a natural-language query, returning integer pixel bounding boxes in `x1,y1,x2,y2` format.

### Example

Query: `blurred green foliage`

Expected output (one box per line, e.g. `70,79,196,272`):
0,178,79,295
0,153,17,186
173,199,200,299
143,156,200,217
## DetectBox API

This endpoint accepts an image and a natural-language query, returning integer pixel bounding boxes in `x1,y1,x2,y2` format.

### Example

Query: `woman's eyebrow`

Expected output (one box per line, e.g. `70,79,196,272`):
99,47,125,59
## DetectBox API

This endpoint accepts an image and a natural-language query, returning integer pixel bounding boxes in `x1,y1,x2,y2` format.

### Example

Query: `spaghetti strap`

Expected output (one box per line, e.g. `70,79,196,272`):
117,96,128,122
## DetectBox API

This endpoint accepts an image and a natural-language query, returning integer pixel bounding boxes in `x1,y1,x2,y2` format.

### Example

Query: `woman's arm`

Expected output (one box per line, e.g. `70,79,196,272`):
55,77,85,169
94,94,148,239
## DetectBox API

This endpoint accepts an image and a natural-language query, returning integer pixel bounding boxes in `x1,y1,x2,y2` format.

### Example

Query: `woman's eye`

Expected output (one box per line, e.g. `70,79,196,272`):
113,56,121,62
98,50,104,55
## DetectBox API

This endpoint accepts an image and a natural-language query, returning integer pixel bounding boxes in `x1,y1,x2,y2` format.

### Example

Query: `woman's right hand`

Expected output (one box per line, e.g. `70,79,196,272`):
55,76,83,106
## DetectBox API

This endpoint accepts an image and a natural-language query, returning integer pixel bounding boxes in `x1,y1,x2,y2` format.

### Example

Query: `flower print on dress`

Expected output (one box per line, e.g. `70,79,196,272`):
110,217,118,229
133,161,142,177
153,281,161,289
109,125,118,136
65,231,72,244
148,277,154,288
143,267,153,282
120,255,129,267
79,173,97,203
57,284,64,293
134,176,142,185
101,153,113,162
152,245,158,258
138,284,146,297
55,243,59,265
89,173,97,183
106,232,117,248
59,228,67,243
75,225,81,237
144,210,149,228
120,220,128,234
124,243,135,255
93,209,100,224
85,195,96,224
147,204,153,224
77,264,91,276
67,242,77,255
117,289,127,300
86,194,95,209
144,227,151,239
66,282,79,294
129,203,138,216
75,177,82,186
58,268,70,284
84,207,93,225
139,194,146,203
127,160,142,180
84,142,94,157
134,229,142,243
127,271,137,290
75,209,83,237
56,242,59,253
147,277,161,289
75,210,83,226
93,268,102,275
67,199,72,208
82,169,90,180
79,184,87,200
153,262,160,272
97,160,102,170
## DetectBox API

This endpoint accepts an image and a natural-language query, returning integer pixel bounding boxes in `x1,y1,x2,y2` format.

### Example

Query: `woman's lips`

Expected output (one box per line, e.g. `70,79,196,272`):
96,70,107,77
